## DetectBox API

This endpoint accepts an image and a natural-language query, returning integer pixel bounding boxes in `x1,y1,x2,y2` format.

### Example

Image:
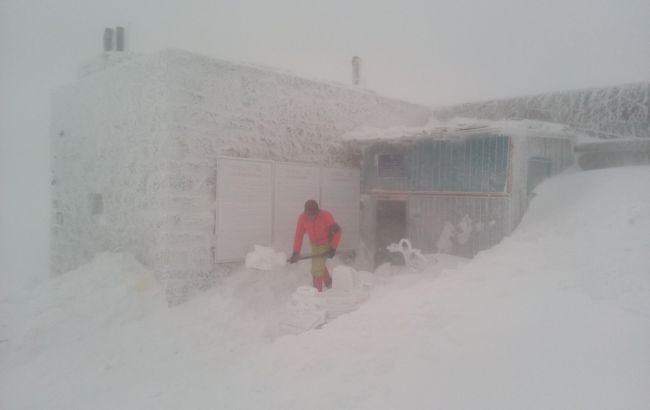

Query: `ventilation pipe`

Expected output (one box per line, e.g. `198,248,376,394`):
115,26,125,51
352,56,361,85
103,26,126,52
103,27,114,52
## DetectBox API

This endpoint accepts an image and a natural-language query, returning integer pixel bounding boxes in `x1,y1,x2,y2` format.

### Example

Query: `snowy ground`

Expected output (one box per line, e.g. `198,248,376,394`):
1,166,649,409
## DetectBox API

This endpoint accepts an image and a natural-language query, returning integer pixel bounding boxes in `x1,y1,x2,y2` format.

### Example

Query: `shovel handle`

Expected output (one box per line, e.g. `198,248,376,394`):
287,252,328,263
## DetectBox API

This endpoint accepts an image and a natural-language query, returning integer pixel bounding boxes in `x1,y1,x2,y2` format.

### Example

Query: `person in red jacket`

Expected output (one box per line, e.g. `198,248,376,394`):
289,199,342,291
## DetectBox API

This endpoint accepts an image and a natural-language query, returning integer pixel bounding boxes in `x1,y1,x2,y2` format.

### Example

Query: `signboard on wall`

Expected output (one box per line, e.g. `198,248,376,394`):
320,167,360,252
273,163,321,255
215,158,273,262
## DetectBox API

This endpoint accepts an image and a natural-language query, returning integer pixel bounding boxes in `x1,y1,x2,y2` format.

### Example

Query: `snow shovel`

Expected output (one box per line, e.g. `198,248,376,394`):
286,252,329,264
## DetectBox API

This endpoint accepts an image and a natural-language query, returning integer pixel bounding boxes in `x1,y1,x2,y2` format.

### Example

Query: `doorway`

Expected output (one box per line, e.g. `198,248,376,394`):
375,200,407,267
527,157,551,196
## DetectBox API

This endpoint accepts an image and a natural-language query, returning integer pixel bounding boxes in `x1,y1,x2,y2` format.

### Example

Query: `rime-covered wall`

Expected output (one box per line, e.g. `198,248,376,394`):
164,49,430,164
51,49,431,300
434,82,650,139
51,53,171,275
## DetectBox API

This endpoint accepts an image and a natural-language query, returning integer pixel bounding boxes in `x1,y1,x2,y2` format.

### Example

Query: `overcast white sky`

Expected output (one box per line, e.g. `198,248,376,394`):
1,0,649,287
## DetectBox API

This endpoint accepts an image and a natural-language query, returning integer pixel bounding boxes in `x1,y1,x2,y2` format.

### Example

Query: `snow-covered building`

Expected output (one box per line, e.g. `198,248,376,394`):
50,49,430,301
347,120,575,265
52,46,646,300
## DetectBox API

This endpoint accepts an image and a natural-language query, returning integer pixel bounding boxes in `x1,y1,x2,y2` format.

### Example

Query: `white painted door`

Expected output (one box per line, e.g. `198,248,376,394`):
215,158,360,262
215,158,273,262
273,163,321,255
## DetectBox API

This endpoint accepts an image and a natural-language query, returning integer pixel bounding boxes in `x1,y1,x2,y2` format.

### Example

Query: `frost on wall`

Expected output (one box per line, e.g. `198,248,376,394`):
51,52,170,276
163,49,430,166
51,48,431,302
434,83,650,139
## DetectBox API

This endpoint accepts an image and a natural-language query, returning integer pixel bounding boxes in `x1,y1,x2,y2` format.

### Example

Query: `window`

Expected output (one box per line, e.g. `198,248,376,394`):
377,153,406,177
415,135,510,193
367,135,511,193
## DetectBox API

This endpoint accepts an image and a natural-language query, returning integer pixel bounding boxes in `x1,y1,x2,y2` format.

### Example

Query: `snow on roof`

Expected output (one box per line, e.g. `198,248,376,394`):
342,117,584,143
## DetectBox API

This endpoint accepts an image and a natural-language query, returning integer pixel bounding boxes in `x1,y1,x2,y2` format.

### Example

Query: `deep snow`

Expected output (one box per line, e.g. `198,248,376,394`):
1,166,649,409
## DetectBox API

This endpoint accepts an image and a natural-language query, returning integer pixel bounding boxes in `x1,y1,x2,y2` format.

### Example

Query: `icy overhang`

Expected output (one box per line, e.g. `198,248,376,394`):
343,117,582,146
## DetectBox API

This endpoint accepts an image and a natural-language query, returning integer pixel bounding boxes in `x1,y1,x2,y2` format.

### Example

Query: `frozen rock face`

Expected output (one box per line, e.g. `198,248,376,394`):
434,82,650,139
51,49,431,303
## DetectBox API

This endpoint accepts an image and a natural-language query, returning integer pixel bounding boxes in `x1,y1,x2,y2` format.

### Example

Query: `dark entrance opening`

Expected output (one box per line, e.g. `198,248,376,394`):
375,200,407,267
527,157,551,196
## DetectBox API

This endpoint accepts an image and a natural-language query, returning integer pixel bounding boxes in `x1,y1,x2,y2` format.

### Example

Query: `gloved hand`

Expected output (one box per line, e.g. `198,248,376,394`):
288,251,300,264
326,248,336,258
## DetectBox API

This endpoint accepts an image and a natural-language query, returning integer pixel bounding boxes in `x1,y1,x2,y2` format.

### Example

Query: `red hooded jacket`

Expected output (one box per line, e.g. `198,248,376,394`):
292,209,342,253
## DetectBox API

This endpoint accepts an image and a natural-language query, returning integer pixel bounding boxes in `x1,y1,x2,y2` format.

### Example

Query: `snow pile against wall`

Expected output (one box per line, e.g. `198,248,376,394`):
433,82,650,139
0,253,165,379
51,49,431,299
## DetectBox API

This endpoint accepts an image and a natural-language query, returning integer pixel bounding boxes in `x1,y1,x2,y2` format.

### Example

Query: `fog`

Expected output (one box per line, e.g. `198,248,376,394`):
1,0,649,290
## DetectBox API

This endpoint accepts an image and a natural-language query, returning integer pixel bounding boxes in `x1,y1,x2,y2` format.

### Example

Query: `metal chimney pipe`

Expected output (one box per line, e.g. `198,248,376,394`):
103,27,114,52
352,56,361,85
115,26,125,51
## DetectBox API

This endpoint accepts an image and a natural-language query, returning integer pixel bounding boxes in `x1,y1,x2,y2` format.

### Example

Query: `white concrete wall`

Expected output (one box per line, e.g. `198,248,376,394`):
52,48,431,302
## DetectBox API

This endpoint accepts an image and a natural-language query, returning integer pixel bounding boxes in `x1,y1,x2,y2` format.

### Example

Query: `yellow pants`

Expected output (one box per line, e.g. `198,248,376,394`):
310,243,329,277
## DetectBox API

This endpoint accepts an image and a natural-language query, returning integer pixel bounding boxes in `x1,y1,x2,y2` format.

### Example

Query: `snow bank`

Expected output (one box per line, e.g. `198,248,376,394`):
3,253,164,347
253,166,650,410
